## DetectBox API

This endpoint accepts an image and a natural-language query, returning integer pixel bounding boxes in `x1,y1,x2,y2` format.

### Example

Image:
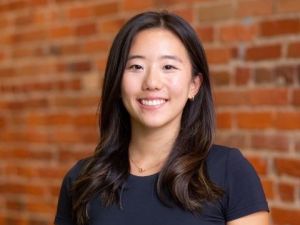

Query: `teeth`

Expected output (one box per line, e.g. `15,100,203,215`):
141,99,166,106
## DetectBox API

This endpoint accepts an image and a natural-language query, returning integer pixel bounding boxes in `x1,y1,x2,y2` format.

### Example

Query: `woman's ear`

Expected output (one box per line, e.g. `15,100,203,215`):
188,73,202,100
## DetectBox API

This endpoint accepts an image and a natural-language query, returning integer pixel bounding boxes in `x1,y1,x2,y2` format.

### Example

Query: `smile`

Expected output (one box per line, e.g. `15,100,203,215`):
139,99,167,106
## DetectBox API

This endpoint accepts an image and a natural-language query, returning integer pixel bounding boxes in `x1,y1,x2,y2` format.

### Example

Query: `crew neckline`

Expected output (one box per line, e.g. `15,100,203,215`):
129,172,159,180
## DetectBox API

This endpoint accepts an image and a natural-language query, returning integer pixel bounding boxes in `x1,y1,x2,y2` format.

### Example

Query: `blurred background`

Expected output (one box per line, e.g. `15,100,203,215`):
0,0,299,224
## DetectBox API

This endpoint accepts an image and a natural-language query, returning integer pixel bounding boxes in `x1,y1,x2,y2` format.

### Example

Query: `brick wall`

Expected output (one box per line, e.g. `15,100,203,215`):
0,0,299,224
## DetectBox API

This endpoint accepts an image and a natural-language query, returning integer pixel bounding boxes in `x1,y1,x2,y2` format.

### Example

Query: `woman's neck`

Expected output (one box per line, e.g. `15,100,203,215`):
128,123,180,175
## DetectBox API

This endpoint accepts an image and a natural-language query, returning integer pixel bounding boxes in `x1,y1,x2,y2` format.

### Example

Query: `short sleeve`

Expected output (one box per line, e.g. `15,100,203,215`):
225,149,269,221
54,160,84,225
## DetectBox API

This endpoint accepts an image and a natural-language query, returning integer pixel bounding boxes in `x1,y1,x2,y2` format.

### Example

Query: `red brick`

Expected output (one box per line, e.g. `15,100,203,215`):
245,44,281,61
55,0,74,3
68,5,93,19
236,112,273,129
1,182,39,195
0,66,15,77
216,112,232,129
83,39,111,53
248,88,289,105
0,1,28,12
15,62,55,77
171,8,194,23
58,43,82,55
274,112,300,130
14,14,34,27
276,0,300,13
11,148,53,161
196,26,214,43
12,29,47,43
49,128,97,144
3,216,28,225
2,80,81,93
271,207,300,225
219,23,258,42
237,0,273,17
99,18,126,34
27,201,56,214
0,130,48,143
288,41,300,58
8,181,48,196
0,115,5,128
11,98,49,110
261,178,274,199
0,33,13,46
211,70,231,86
5,164,68,180
57,61,92,73
246,155,268,175
215,88,288,106
296,140,300,153
52,95,99,108
206,47,234,64
158,0,195,4
292,89,300,106
250,133,289,152
234,67,251,85
14,11,46,27
0,51,6,61
278,182,295,202
0,16,10,29
214,90,248,106
214,132,247,149
12,47,41,58
97,57,108,71
29,0,48,6
75,23,97,36
254,67,273,84
58,148,92,162
50,25,74,39
6,199,26,211
122,0,154,11
260,18,300,37
25,113,71,126
73,113,97,127
274,65,296,85
94,2,119,16
197,3,234,22
275,158,300,178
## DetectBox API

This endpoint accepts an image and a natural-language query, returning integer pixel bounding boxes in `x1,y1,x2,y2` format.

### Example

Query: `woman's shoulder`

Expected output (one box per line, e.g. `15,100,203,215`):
206,144,253,186
63,157,91,182
207,144,243,163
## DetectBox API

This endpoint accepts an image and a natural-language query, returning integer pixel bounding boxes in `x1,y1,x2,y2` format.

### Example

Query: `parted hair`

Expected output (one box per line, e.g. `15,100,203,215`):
71,11,223,225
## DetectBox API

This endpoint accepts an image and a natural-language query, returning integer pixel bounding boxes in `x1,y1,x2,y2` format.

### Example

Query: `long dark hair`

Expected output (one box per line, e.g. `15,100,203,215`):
72,11,223,225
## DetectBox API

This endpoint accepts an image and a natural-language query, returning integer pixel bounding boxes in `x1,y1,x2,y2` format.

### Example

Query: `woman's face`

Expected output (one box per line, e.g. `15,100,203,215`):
121,28,201,131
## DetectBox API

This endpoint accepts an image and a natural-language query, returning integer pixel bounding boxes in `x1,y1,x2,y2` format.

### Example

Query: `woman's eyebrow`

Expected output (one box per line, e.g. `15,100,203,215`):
160,55,183,63
127,54,183,63
127,55,145,60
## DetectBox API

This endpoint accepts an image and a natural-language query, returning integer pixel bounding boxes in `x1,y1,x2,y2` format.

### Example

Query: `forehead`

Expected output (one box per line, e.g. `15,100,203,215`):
129,28,189,57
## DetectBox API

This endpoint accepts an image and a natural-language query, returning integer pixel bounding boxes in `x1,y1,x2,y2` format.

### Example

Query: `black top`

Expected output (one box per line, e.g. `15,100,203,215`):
55,145,269,225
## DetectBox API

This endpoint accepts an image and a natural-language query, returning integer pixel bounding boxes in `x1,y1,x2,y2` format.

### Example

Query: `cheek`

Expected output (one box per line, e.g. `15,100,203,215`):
121,76,137,99
166,74,192,97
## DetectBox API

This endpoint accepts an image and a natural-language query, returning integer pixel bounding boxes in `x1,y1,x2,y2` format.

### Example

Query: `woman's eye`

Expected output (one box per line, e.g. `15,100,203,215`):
163,65,177,70
128,64,143,71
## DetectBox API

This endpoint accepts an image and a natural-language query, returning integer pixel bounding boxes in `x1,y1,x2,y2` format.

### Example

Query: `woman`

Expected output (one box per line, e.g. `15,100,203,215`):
55,11,269,225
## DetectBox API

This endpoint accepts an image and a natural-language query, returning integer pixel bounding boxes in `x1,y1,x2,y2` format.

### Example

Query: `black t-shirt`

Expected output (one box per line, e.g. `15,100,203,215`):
54,145,269,225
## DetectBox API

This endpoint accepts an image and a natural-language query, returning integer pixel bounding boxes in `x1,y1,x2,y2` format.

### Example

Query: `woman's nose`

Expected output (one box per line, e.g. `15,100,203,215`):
142,67,162,91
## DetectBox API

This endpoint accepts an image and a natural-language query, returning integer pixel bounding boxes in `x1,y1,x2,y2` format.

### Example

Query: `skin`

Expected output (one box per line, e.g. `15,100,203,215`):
227,211,269,225
121,28,269,225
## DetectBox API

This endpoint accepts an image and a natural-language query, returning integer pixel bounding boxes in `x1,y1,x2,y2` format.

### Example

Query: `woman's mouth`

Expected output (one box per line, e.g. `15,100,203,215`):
138,98,168,107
